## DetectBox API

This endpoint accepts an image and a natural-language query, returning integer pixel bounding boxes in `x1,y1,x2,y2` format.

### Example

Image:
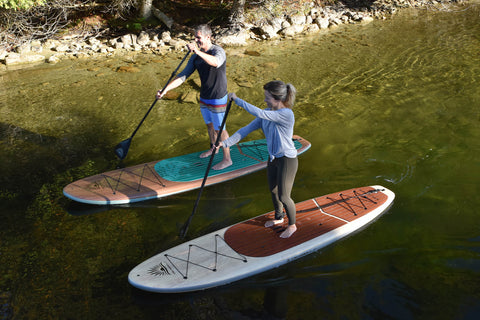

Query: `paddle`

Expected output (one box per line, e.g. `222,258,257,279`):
114,50,191,160
179,98,234,238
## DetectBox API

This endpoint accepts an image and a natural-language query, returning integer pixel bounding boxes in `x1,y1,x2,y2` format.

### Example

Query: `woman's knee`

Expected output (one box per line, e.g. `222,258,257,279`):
278,194,293,206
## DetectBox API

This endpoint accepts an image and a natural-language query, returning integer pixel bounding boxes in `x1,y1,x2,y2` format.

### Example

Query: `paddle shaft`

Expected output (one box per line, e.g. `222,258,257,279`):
129,51,190,141
180,99,233,238
115,51,191,160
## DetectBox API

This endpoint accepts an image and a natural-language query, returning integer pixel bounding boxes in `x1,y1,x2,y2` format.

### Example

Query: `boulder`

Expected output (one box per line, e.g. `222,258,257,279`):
16,43,31,54
121,34,134,46
161,31,172,44
280,24,305,37
0,47,8,60
290,14,307,25
316,17,330,29
88,37,101,46
306,24,320,33
54,44,70,52
137,31,150,46
258,24,279,39
170,39,187,51
48,55,60,64
216,29,250,46
31,40,43,53
360,16,374,24
5,53,45,65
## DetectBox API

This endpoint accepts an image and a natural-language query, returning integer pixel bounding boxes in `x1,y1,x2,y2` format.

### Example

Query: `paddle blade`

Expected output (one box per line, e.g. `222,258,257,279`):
114,139,131,160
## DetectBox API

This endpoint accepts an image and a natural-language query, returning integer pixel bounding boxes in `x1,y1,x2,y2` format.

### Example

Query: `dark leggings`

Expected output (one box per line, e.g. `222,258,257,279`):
267,156,298,225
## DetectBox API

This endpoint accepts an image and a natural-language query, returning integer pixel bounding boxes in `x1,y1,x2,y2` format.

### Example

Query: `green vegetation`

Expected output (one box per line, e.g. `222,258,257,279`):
0,0,46,10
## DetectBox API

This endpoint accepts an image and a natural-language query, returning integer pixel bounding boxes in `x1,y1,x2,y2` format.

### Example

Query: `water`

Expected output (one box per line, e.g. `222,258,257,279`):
1,3,480,319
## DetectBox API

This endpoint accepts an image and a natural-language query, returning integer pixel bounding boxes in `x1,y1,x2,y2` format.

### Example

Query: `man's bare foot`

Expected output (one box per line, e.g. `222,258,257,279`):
280,224,297,238
265,218,284,227
212,159,232,170
200,149,213,158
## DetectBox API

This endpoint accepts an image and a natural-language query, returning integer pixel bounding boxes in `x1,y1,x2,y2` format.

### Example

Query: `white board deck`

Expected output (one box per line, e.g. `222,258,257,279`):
128,185,395,293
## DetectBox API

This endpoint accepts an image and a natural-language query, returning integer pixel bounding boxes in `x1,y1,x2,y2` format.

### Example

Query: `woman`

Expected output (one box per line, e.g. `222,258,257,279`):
219,80,298,238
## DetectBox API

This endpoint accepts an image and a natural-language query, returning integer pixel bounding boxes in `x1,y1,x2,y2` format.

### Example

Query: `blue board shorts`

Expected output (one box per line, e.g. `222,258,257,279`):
200,95,228,131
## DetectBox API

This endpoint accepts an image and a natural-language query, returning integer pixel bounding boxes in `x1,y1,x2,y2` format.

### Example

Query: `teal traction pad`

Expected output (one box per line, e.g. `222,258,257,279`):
155,139,302,182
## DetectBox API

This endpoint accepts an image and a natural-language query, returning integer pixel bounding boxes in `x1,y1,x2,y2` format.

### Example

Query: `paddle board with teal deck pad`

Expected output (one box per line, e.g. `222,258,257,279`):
63,135,311,205
155,139,301,182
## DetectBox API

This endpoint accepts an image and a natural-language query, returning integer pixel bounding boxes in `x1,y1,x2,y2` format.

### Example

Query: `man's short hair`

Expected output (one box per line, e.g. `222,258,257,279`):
195,24,212,37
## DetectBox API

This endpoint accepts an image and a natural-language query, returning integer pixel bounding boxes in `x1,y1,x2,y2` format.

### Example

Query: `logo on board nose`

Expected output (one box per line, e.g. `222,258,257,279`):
148,263,173,277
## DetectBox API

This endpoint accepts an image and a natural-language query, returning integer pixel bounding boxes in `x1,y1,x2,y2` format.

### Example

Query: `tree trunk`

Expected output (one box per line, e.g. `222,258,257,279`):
152,6,174,29
229,0,246,28
139,0,153,20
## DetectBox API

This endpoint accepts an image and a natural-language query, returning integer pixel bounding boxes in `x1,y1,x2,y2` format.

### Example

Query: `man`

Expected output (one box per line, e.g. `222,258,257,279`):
157,24,232,170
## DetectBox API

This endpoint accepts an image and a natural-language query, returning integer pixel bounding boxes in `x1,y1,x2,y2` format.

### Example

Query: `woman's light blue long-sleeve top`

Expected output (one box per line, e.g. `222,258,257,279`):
223,97,297,159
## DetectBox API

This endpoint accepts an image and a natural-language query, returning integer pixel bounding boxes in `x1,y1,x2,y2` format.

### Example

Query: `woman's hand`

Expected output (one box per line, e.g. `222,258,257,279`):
214,141,223,150
228,92,237,101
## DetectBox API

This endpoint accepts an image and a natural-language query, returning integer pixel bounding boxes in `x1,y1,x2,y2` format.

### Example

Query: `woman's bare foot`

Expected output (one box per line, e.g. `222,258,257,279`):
280,224,297,238
212,159,232,170
265,218,284,227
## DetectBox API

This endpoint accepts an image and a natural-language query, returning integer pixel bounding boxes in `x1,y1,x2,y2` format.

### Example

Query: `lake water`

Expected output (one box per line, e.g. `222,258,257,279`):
1,2,480,319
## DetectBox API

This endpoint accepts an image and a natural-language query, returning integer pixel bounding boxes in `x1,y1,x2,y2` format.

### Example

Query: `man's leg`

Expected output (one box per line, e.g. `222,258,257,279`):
212,129,232,170
200,122,216,158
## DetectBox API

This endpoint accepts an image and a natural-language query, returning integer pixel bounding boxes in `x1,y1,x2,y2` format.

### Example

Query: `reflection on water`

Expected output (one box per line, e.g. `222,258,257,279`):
1,2,480,319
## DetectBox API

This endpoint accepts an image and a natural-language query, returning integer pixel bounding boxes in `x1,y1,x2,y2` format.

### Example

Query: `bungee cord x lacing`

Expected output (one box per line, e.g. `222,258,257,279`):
164,234,248,279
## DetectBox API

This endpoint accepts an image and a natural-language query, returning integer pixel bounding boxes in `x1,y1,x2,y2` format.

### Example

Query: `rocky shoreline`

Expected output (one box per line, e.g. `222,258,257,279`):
0,0,465,70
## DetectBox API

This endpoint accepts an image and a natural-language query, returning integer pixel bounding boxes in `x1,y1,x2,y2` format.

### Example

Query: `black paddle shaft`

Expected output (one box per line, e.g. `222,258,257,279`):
115,51,191,160
180,98,234,238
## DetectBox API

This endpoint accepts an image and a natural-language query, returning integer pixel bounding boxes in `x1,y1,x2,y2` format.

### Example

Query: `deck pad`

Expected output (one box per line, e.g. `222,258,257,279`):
224,187,389,257
155,139,300,182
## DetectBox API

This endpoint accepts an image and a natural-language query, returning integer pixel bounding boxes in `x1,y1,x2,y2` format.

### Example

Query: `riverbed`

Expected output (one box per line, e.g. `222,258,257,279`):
1,2,480,319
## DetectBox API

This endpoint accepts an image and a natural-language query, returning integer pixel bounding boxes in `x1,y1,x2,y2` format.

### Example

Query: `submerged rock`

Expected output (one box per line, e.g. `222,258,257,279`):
116,66,141,73
244,50,261,56
181,91,199,103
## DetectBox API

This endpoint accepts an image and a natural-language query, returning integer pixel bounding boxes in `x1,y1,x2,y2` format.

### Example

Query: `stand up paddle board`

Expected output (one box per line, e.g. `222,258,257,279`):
128,185,394,293
63,135,310,205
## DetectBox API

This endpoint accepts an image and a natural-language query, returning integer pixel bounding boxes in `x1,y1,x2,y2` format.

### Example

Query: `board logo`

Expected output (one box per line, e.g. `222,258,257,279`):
148,263,173,277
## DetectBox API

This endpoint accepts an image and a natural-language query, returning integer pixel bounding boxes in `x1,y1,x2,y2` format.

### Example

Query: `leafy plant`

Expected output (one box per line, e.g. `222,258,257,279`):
0,0,46,10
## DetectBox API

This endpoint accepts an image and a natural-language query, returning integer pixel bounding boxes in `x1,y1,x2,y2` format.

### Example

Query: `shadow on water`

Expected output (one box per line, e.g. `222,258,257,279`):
65,201,175,216
129,281,291,319
0,117,119,199
0,122,60,195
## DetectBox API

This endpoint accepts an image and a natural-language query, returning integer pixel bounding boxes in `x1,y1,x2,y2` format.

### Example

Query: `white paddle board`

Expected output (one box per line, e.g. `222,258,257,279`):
128,185,395,293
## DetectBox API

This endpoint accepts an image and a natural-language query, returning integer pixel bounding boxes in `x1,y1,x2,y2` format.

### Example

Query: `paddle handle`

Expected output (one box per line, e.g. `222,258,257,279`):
180,98,234,238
